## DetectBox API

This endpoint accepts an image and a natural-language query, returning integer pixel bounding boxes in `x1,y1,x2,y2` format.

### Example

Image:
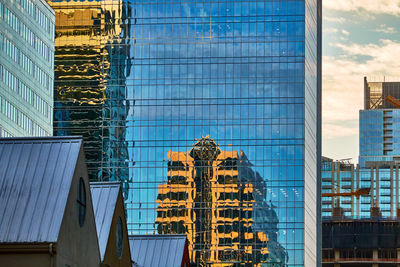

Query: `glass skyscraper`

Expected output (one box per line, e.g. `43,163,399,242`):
0,0,54,137
323,78,400,220
49,0,322,265
360,78,400,167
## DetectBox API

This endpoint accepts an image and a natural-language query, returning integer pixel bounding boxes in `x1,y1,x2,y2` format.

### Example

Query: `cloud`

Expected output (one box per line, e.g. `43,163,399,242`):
324,16,346,23
341,30,350,36
323,123,358,139
375,24,397,33
323,39,400,140
323,0,400,16
324,27,339,33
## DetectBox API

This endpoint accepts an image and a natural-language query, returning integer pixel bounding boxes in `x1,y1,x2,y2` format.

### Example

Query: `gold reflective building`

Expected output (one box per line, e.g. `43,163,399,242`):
156,136,285,265
48,0,130,188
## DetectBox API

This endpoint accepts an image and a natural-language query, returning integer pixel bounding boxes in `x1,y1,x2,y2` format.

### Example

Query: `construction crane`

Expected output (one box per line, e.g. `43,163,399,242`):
322,188,370,199
385,95,400,109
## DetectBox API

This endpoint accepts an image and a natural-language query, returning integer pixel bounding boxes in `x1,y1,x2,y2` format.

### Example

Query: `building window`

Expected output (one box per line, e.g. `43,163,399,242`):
116,216,123,258
77,178,86,227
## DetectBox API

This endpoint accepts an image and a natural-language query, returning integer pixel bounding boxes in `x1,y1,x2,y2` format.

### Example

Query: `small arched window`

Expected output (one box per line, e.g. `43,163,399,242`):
116,216,123,258
77,178,86,227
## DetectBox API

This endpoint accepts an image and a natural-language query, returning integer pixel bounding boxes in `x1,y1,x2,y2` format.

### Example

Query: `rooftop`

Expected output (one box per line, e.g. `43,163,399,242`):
0,137,83,243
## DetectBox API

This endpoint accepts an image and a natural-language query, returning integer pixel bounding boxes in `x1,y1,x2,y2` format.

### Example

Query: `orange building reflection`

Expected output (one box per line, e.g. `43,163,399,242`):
156,136,272,266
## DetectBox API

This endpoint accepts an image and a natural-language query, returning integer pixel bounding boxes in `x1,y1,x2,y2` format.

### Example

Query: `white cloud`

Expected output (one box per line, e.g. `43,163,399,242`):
324,16,346,23
341,30,350,36
323,123,358,139
324,27,339,33
324,0,400,16
375,24,397,33
323,39,400,141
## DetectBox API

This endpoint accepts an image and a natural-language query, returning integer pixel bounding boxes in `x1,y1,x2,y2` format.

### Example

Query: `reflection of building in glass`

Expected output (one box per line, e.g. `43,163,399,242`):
48,1,131,195
360,78,400,167
49,1,322,265
322,157,400,218
0,0,54,137
156,137,286,265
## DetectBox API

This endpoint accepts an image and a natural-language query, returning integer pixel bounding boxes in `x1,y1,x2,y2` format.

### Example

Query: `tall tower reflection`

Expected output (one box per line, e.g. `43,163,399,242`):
156,136,286,265
49,0,131,196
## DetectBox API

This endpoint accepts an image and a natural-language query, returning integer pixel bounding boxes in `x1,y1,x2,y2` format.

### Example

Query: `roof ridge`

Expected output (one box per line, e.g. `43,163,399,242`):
0,136,83,142
129,234,187,238
90,181,122,187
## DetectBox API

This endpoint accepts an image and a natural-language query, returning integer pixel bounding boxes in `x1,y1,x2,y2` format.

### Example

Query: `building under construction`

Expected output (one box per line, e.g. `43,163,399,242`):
322,158,400,266
323,218,400,266
323,77,400,266
322,158,400,218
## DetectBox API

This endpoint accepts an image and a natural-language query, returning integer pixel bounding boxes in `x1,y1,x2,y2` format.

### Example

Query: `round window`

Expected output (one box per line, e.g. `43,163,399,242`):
116,217,123,258
77,178,86,227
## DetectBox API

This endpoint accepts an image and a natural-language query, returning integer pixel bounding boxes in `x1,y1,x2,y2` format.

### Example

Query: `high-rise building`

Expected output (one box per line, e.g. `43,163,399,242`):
360,77,400,167
0,0,54,137
324,78,400,217
322,77,400,265
48,1,322,265
322,157,400,218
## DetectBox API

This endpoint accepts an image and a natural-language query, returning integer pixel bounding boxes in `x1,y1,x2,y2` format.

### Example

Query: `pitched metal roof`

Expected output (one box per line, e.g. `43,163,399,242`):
129,235,187,267
90,181,121,261
0,137,83,243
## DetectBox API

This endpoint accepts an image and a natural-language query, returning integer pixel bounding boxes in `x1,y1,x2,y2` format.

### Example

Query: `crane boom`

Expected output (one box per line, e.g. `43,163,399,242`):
322,188,370,199
385,95,400,109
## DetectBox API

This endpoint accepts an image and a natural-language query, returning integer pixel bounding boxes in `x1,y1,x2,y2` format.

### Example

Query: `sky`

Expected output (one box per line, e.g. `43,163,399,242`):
322,0,400,163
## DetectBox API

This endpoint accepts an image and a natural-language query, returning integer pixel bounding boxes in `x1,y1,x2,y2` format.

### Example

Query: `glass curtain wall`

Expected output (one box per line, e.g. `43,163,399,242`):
49,0,321,265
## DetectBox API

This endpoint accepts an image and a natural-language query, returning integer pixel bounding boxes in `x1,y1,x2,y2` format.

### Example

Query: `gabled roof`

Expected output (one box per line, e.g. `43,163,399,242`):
0,137,83,243
129,235,187,267
90,181,121,261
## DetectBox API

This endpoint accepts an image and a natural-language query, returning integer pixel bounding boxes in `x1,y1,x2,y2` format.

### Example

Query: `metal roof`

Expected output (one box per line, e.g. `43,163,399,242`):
90,181,121,261
129,235,187,267
0,137,83,243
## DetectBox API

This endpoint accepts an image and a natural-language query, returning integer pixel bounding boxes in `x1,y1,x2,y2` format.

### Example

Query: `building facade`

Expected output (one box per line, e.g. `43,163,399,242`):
322,158,400,218
322,78,400,266
0,0,54,137
360,77,400,167
322,219,400,266
48,0,322,265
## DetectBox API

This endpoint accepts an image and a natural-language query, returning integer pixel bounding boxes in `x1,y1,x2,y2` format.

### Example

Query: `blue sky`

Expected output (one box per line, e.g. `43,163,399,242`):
322,0,400,162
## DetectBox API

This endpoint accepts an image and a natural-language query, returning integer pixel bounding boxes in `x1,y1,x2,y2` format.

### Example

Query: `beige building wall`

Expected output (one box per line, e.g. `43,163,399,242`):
102,190,132,267
56,147,101,267
0,245,52,267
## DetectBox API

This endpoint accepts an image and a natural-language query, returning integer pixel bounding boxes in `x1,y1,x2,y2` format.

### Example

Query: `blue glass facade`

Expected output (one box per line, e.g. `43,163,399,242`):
50,0,321,265
322,159,400,219
359,109,400,167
